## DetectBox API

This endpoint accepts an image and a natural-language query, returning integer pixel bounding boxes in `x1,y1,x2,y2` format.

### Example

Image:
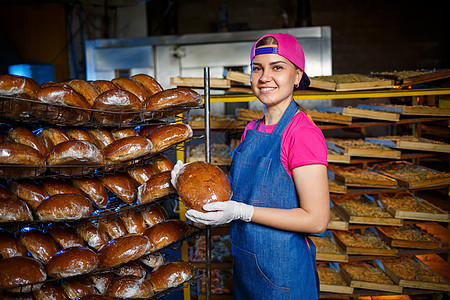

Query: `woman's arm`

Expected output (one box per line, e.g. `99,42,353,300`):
251,164,330,234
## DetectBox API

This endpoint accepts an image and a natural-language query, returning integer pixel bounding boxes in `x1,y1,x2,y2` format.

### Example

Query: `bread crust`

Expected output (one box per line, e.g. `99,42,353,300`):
0,230,28,258
9,179,48,211
112,77,151,103
75,223,109,251
148,261,192,292
102,136,152,163
92,89,142,125
0,198,33,223
146,123,192,152
36,193,93,221
137,171,175,204
0,256,46,292
143,219,189,252
46,247,99,278
8,127,48,156
97,234,150,269
99,173,137,204
71,177,109,209
66,79,100,107
130,74,163,96
143,87,201,111
20,228,60,264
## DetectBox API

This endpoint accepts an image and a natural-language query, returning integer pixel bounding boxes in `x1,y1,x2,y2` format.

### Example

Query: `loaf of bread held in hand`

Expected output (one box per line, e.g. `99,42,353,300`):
175,161,232,212
97,234,150,269
36,193,93,221
46,247,99,278
146,123,192,153
0,256,46,292
137,171,175,204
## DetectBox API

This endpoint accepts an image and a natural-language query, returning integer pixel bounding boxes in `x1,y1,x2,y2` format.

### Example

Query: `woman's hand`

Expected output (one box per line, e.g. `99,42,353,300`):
185,201,254,225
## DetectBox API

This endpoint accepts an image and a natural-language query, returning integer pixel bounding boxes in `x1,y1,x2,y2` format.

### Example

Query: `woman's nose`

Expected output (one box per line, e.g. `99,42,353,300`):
259,70,272,82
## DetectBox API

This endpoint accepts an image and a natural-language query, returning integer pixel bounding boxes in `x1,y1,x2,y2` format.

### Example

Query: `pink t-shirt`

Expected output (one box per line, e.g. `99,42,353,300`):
240,111,328,178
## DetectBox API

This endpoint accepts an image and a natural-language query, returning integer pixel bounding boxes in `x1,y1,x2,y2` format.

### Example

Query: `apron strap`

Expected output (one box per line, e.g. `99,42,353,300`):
252,100,298,134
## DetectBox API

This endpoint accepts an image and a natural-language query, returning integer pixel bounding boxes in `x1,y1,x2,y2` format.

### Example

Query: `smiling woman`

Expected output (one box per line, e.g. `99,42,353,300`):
177,33,330,300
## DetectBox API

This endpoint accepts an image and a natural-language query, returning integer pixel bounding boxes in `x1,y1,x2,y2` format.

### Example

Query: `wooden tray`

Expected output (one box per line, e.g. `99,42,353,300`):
415,222,450,248
365,135,450,153
309,74,395,92
332,195,402,226
357,104,450,117
327,149,351,164
328,205,349,230
224,70,250,84
306,109,353,125
380,256,450,292
310,231,348,262
339,260,403,293
328,165,398,188
317,263,354,294
370,161,450,189
236,108,264,121
318,106,400,121
378,192,449,222
376,225,441,250
170,77,231,88
326,138,401,159
333,228,398,256
371,69,450,87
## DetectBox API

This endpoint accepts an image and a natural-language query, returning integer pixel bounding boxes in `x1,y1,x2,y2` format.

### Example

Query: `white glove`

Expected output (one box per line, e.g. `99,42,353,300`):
185,201,254,226
170,160,185,188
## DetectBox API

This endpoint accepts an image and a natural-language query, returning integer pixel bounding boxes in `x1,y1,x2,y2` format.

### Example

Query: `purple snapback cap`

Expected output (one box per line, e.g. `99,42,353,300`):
251,33,310,90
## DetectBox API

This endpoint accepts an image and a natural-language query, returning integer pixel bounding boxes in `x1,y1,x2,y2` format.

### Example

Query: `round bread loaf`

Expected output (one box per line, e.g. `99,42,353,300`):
75,223,109,251
140,203,168,227
36,193,93,221
33,282,69,300
130,74,163,96
8,127,48,156
86,128,115,150
139,251,165,269
37,127,70,151
20,227,60,263
110,128,138,140
89,272,114,295
102,136,152,164
90,80,118,94
146,123,192,152
0,143,46,178
72,177,109,209
120,210,147,234
46,247,99,278
66,79,100,107
97,234,150,269
143,87,201,111
126,165,155,185
106,276,154,299
0,74,40,100
175,161,231,212
0,197,33,223
9,179,48,211
148,262,192,292
143,219,189,252
112,77,151,103
42,179,84,197
61,277,96,300
65,128,95,143
137,171,175,205
147,154,174,174
0,256,46,293
0,230,27,258
99,173,136,204
98,218,128,240
47,226,86,249
92,89,142,125
113,260,147,278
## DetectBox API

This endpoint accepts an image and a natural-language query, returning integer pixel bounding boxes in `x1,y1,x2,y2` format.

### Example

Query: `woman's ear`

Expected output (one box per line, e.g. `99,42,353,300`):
294,69,303,86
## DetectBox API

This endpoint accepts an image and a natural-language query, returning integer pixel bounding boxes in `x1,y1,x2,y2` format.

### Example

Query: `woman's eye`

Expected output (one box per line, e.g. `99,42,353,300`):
273,65,283,70
252,66,261,72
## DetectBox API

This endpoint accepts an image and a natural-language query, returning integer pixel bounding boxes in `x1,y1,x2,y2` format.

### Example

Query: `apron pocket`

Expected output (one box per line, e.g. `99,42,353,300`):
230,152,271,206
233,244,290,299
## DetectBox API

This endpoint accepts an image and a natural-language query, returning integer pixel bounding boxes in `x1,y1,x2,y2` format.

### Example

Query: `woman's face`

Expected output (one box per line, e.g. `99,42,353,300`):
251,45,302,108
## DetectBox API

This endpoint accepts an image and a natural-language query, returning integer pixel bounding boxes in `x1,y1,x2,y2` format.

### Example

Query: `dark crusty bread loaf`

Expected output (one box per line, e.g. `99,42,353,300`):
90,80,118,94
36,193,93,221
37,86,91,108
99,173,136,204
175,161,231,212
19,227,60,263
61,276,96,300
47,226,86,249
33,282,69,300
147,154,174,174
86,128,115,150
106,275,154,298
143,87,201,111
0,74,40,100
102,136,152,163
0,230,28,258
137,171,175,205
112,77,151,103
0,142,46,167
0,256,46,293
143,219,189,252
66,79,100,107
46,247,99,278
65,128,95,143
42,179,84,197
97,234,150,269
75,223,109,251
126,165,155,186
37,127,70,151
0,197,33,223
130,74,163,96
139,251,165,269
110,127,138,140
140,203,169,227
147,261,192,292
8,127,48,156
92,89,142,125
120,210,147,234
9,179,48,211
89,272,114,295
71,177,109,209
112,260,147,278
46,140,103,166
146,123,192,152
98,218,128,240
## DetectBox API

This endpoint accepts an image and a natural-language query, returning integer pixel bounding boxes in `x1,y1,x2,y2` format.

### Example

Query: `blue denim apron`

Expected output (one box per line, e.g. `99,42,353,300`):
229,100,319,300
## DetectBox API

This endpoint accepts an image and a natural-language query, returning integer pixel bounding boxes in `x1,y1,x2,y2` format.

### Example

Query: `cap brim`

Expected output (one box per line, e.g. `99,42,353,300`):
295,73,310,91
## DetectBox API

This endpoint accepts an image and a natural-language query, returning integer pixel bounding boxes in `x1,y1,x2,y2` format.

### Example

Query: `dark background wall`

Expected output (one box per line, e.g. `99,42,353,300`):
0,0,448,81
